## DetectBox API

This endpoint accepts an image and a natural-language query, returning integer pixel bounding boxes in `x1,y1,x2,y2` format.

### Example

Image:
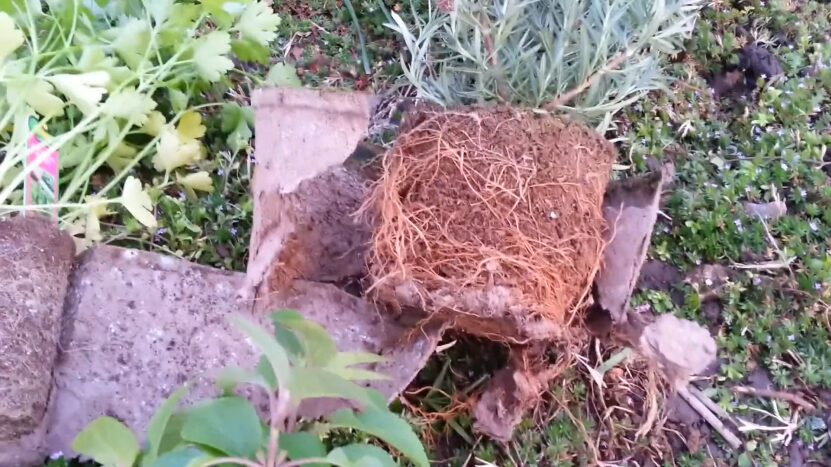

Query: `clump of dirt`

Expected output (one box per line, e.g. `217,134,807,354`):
472,344,559,442
363,107,615,339
0,215,74,440
710,69,746,99
640,314,717,389
638,260,684,290
710,43,784,99
739,43,784,87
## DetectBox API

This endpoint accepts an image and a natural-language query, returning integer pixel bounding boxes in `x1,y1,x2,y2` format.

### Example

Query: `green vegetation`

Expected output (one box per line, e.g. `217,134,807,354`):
5,0,831,465
69,311,428,467
0,0,282,253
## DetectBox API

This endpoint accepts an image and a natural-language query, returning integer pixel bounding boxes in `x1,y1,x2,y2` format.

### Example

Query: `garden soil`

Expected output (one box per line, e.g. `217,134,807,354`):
364,107,616,341
472,344,560,442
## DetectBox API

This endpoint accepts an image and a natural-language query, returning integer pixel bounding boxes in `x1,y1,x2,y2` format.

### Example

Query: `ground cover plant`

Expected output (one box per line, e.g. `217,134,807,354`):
4,0,831,465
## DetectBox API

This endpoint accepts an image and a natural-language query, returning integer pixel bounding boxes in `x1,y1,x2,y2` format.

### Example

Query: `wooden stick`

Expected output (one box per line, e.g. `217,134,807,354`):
679,385,743,451
687,385,735,422
731,386,816,411
543,50,633,111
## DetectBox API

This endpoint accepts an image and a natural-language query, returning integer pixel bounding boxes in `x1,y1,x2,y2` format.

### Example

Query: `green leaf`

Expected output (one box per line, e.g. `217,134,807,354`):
0,0,40,16
93,118,120,147
176,171,214,193
106,143,135,177
264,63,301,87
329,409,428,467
6,78,65,117
231,39,271,65
111,19,152,70
48,71,110,115
229,314,292,388
256,356,278,390
278,432,327,467
289,368,386,409
192,31,234,82
233,2,279,46
215,365,271,394
72,416,140,467
324,352,388,381
327,444,398,467
157,412,188,454
103,88,157,125
153,124,203,173
150,447,214,467
77,47,132,85
59,135,92,169
177,111,206,140
141,111,167,137
271,311,337,366
169,89,189,113
220,103,254,153
143,387,188,467
181,397,264,458
121,176,157,228
0,12,24,62
325,367,389,383
272,323,304,363
198,0,248,28
158,3,201,45
220,103,254,132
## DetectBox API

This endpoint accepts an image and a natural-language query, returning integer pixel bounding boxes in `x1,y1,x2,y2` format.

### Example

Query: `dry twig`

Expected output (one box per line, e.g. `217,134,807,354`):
544,51,634,111
679,385,743,450
731,386,816,411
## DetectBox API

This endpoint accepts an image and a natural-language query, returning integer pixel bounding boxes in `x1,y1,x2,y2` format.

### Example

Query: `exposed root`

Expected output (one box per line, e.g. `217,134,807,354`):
361,106,614,338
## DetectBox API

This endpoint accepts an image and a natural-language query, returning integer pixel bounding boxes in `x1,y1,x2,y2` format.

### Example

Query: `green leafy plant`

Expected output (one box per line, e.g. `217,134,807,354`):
386,0,704,127
0,0,278,244
71,310,430,467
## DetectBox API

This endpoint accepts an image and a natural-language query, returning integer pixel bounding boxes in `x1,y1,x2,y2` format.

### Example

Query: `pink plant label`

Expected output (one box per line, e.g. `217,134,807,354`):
24,117,59,223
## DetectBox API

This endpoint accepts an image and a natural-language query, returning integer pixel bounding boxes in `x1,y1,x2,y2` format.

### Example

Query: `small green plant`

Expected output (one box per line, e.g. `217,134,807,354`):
0,0,279,244
70,311,430,467
386,0,704,127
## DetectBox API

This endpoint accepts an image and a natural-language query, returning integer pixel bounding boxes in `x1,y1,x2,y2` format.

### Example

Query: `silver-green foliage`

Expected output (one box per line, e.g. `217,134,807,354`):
71,311,429,467
387,0,704,125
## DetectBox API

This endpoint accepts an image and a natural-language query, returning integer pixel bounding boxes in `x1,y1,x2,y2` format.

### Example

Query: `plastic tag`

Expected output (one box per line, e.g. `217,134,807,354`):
23,116,59,222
